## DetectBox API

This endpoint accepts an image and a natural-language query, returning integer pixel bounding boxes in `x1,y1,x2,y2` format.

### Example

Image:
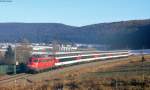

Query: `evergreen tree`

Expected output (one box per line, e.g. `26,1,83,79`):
4,45,14,64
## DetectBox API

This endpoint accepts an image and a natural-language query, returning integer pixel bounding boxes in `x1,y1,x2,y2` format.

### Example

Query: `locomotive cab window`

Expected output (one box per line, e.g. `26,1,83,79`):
34,60,38,62
39,59,49,62
43,59,48,62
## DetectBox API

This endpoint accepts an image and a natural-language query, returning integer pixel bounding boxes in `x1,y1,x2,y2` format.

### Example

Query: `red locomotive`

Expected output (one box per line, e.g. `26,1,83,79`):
27,54,58,72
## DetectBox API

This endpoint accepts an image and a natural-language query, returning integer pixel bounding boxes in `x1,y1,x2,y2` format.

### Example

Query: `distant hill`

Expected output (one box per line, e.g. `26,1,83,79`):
0,23,76,43
0,19,150,49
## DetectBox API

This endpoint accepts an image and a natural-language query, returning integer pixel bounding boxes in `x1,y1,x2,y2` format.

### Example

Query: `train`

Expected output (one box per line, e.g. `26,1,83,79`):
27,50,131,72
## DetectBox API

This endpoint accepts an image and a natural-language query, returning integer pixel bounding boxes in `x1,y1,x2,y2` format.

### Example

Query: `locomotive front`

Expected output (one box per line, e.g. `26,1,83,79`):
27,55,40,72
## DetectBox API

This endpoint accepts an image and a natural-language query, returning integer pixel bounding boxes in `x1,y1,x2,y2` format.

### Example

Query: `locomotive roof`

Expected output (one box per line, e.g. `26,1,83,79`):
31,54,53,58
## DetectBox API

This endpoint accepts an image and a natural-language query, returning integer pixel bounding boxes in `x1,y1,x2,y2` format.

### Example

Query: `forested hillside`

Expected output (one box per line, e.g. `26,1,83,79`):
0,19,150,49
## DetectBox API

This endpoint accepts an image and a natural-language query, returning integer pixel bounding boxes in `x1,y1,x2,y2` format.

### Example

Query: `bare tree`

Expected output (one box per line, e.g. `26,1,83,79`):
16,39,32,64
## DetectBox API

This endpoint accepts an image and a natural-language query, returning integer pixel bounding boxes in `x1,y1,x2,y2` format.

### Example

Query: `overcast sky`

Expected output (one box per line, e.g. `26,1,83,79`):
0,0,150,26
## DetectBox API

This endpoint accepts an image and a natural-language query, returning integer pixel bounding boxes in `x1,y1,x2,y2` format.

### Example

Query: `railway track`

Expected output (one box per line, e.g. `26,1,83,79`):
0,73,32,85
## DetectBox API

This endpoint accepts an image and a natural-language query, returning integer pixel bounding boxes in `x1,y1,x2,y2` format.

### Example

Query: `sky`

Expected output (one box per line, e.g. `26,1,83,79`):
0,0,150,26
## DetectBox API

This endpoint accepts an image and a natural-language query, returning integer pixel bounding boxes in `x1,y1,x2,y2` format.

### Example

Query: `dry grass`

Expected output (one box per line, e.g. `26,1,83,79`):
0,55,150,90
2,75,149,90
